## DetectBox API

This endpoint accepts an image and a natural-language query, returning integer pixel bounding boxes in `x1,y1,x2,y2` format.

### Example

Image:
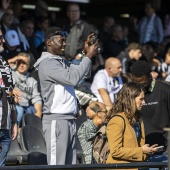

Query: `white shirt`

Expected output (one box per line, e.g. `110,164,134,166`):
90,69,123,103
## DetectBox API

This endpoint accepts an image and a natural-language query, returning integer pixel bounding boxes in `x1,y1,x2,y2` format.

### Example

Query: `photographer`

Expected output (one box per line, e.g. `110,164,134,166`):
8,52,42,127
34,27,99,165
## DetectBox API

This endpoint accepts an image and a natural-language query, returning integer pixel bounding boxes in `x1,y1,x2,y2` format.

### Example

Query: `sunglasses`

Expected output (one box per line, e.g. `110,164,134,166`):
48,31,68,39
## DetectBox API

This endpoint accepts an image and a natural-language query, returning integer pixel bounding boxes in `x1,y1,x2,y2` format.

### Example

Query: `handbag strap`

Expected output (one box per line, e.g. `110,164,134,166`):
112,115,126,133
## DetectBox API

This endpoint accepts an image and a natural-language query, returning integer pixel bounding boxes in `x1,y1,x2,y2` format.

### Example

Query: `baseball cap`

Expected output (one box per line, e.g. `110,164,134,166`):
5,30,20,47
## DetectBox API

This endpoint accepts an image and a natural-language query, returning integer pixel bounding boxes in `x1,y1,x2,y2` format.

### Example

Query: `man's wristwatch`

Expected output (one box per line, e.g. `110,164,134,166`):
78,53,83,58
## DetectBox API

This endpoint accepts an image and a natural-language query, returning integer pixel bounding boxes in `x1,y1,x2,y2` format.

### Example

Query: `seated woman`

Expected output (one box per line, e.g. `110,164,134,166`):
106,82,160,168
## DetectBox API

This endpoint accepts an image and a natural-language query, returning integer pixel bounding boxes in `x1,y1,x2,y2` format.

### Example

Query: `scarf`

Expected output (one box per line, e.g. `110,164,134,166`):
0,56,15,128
0,56,14,104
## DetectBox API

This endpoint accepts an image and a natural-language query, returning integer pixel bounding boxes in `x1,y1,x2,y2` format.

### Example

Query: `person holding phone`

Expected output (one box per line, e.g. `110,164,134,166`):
34,27,99,165
130,60,170,167
106,82,159,169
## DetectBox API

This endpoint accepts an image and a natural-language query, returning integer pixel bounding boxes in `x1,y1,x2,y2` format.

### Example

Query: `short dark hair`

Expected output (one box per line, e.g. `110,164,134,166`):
130,60,150,77
127,42,141,52
44,27,61,42
67,3,80,12
146,0,160,11
20,19,34,28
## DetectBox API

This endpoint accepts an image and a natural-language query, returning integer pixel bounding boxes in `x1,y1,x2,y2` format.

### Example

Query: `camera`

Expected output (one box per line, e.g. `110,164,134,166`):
88,35,98,46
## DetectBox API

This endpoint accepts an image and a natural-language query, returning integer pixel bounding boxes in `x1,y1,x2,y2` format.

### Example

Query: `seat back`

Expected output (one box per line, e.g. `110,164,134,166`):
28,152,47,165
20,125,46,154
22,114,43,134
6,139,28,165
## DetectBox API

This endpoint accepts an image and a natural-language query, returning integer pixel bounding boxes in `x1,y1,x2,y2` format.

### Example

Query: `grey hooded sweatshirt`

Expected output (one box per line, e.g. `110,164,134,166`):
12,71,42,106
34,52,92,120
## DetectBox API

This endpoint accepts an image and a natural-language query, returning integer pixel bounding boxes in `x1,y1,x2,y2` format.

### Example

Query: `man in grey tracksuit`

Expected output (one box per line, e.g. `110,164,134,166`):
34,27,99,165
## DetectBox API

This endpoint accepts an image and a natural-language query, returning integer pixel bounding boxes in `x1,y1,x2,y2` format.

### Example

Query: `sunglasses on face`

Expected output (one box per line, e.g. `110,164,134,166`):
48,31,68,39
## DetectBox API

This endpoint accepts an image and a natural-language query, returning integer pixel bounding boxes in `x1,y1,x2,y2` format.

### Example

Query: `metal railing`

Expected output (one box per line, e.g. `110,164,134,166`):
0,162,168,170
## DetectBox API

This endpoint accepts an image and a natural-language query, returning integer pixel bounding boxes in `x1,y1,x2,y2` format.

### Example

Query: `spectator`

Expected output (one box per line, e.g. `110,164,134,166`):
161,46,170,79
133,0,163,44
91,57,123,110
34,17,49,48
12,1,22,25
33,27,99,165
0,0,11,20
8,52,42,127
0,8,18,35
144,41,163,61
0,30,25,61
17,19,38,60
0,28,18,166
104,24,125,58
98,16,115,56
78,101,107,164
34,0,48,21
117,42,142,74
63,3,92,61
130,60,170,162
141,44,161,79
106,82,158,164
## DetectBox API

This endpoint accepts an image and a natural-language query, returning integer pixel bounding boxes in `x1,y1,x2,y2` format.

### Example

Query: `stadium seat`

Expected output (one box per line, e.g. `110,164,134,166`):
6,138,27,165
22,114,43,134
20,125,47,165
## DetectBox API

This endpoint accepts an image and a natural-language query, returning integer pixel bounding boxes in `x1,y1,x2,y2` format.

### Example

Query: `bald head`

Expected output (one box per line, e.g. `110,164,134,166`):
91,101,107,114
105,57,120,68
105,57,122,77
86,101,106,119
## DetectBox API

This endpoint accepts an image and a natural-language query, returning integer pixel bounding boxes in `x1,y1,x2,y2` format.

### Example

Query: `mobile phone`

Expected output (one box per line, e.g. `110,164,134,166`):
88,35,97,46
153,146,164,152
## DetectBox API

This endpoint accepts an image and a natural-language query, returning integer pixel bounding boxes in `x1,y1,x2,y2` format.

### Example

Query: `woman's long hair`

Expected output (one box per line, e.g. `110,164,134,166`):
108,82,143,125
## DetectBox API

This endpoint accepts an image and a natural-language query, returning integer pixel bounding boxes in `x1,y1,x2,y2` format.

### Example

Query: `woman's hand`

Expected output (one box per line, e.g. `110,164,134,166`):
142,144,158,154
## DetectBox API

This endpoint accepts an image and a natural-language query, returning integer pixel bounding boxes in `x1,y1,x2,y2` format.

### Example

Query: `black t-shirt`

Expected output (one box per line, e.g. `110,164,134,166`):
141,81,170,149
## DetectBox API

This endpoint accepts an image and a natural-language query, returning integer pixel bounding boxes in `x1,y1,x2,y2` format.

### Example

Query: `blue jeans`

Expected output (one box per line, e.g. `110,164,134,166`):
0,130,11,166
16,105,36,127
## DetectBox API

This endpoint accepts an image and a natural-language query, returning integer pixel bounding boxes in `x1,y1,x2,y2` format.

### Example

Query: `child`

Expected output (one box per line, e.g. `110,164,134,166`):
77,101,107,164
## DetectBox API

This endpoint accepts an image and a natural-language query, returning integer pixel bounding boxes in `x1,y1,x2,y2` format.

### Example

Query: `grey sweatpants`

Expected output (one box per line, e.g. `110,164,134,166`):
42,119,77,165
